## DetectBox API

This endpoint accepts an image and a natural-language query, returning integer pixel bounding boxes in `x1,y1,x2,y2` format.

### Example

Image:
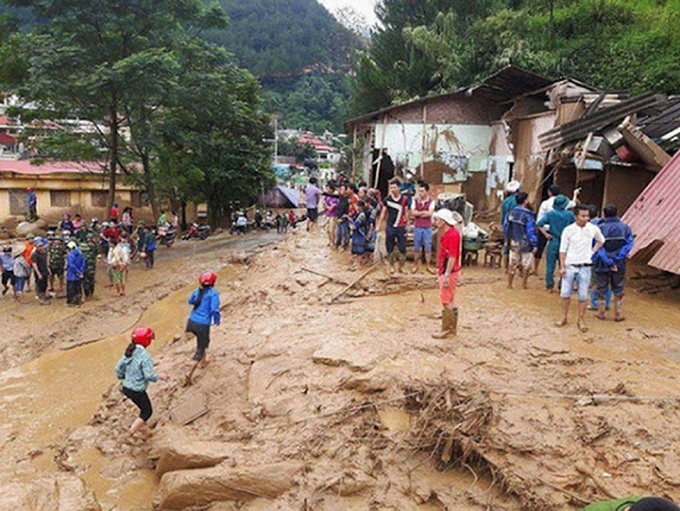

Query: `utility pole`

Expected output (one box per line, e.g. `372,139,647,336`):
273,115,279,165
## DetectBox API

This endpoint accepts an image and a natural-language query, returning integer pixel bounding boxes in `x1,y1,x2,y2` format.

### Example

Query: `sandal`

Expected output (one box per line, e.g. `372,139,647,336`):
555,319,567,327
577,319,588,333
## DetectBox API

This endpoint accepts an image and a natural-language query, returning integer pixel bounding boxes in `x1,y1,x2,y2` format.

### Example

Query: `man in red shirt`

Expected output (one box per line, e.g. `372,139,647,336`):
432,208,462,338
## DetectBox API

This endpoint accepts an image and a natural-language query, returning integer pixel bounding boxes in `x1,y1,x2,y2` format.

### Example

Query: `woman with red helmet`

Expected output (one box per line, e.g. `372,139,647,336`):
115,327,166,435
184,271,221,385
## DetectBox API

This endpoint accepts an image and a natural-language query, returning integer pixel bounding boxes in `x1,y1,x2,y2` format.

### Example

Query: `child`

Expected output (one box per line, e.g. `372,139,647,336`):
1,245,14,296
142,226,156,269
108,237,130,296
115,327,166,435
184,271,221,385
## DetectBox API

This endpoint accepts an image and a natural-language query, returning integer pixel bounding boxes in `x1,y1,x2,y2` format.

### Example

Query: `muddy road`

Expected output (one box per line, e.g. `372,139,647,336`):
0,228,679,510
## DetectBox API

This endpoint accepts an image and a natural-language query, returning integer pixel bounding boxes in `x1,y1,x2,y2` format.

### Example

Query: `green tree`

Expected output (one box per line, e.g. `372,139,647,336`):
154,42,274,226
4,0,220,211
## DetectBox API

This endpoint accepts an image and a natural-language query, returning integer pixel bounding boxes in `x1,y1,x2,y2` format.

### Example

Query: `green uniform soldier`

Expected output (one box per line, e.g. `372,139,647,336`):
48,236,66,294
80,233,98,299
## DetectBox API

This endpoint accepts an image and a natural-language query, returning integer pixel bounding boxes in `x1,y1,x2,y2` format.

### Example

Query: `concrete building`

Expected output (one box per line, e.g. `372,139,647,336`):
0,160,153,224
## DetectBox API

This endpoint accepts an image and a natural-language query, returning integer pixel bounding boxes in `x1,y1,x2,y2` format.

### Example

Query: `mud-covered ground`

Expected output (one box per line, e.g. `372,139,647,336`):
1,227,679,510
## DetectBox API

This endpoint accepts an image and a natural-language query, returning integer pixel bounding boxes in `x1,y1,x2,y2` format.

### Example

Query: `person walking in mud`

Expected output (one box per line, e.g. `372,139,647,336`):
108,235,130,297
115,327,167,436
592,204,634,322
65,240,86,306
504,191,538,290
556,204,605,332
184,271,221,386
379,178,410,274
142,225,156,269
432,209,462,339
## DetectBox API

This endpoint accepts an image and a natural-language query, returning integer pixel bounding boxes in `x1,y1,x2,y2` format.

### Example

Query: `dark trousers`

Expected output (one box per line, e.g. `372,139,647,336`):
66,279,82,304
336,219,350,248
386,225,407,255
535,230,547,259
83,272,95,297
36,275,48,297
145,249,155,269
122,387,153,421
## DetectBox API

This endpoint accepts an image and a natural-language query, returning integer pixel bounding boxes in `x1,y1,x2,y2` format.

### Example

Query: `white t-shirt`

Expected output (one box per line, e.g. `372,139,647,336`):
559,222,605,266
537,196,576,225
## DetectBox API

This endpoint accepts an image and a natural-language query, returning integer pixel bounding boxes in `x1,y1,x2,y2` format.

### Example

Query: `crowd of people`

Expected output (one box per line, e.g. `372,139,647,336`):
1,205,179,306
502,180,634,333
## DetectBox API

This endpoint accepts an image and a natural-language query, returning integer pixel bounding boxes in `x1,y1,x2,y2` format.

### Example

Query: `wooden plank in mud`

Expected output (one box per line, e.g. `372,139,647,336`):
170,391,209,425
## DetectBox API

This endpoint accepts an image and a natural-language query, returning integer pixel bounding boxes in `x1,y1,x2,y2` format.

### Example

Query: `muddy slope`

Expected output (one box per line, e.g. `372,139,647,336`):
63,229,680,510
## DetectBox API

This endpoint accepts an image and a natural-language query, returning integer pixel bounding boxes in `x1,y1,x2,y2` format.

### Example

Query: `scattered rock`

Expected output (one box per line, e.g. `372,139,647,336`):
312,339,378,372
154,428,235,476
155,461,304,509
16,219,48,237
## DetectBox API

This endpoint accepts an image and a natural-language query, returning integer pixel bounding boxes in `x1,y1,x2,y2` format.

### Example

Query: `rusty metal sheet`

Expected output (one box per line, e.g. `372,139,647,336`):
623,151,680,275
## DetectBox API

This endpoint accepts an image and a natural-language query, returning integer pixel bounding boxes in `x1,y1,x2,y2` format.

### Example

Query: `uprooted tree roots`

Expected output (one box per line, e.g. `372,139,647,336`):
403,384,494,470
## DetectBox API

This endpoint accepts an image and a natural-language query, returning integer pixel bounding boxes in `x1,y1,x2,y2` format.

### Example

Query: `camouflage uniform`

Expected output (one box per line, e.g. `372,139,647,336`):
48,239,66,282
80,237,98,298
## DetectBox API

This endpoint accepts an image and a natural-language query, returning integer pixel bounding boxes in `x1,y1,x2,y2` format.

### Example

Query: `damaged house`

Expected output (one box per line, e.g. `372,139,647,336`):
345,66,679,219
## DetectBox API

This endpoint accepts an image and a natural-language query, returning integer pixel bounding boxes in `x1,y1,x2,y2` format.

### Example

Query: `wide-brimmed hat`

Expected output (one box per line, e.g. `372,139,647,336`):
434,208,461,226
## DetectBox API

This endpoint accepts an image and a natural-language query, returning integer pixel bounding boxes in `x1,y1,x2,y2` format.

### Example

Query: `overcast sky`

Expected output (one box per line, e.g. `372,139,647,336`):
318,0,379,25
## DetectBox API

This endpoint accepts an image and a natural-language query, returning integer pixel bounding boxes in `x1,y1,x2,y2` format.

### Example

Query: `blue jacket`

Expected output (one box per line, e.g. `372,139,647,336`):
188,287,221,326
28,192,37,208
593,216,634,272
504,205,537,252
66,248,86,281
115,345,159,392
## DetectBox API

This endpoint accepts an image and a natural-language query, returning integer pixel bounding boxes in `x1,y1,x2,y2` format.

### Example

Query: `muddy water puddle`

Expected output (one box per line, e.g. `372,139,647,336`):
0,262,239,510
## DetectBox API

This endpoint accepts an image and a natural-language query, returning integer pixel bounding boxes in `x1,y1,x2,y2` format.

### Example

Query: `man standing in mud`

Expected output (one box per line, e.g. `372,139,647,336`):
432,209,461,339
80,232,98,300
379,178,410,274
557,204,605,333
503,191,537,290
593,204,633,322
304,177,322,233
65,240,86,306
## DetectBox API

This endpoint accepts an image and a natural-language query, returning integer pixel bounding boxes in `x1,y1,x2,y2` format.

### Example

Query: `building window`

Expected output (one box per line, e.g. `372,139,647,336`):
8,189,28,216
50,191,71,208
91,191,108,207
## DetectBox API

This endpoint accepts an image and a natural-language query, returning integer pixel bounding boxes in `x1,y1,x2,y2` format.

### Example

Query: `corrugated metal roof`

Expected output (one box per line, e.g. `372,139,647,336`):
623,150,680,275
344,65,553,129
641,99,680,139
539,92,665,151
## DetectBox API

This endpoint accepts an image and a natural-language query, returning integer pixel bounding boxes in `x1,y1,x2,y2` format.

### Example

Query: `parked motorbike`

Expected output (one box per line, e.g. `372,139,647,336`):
182,222,211,241
158,225,177,247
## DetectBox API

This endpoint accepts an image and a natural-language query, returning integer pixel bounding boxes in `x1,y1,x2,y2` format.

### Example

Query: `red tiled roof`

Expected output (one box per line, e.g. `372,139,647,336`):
0,133,17,145
0,159,105,176
623,151,680,275
0,115,13,126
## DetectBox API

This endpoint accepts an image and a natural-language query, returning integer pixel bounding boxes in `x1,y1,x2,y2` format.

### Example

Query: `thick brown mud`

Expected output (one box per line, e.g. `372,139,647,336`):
0,228,679,510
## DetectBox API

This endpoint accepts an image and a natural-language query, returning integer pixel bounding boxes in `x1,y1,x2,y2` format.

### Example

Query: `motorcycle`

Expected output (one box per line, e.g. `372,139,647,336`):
182,222,211,241
158,224,177,247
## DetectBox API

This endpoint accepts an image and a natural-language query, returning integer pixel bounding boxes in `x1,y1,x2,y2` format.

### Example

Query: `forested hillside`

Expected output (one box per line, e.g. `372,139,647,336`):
352,0,680,116
0,0,361,134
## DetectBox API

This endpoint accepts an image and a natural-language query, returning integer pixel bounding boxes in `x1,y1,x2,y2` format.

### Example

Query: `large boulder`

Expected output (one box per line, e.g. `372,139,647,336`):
16,219,48,237
154,428,235,476
155,461,304,510
0,474,100,511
